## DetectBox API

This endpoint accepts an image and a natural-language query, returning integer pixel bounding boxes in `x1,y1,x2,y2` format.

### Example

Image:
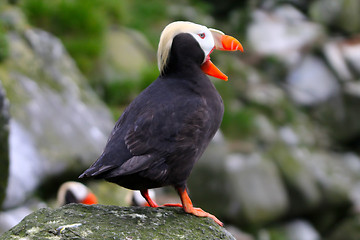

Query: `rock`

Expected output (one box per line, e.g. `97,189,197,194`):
279,126,299,146
292,149,359,205
0,81,9,208
323,40,354,81
284,220,320,240
225,153,288,225
286,55,339,106
247,5,324,65
254,115,277,145
315,81,360,143
341,37,360,77
3,120,45,209
0,27,114,209
246,79,285,107
0,204,236,240
269,146,322,214
323,36,360,81
188,131,232,218
0,5,27,32
309,0,342,26
190,134,290,227
310,0,360,34
262,219,320,240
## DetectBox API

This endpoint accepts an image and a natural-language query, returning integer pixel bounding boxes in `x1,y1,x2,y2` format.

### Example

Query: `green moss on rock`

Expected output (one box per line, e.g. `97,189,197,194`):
0,204,235,239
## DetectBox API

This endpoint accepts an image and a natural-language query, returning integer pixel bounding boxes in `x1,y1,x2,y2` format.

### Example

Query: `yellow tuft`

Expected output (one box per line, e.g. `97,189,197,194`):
157,21,205,75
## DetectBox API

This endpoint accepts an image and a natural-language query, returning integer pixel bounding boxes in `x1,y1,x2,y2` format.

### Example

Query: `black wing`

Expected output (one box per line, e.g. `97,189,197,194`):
81,100,211,181
80,79,215,182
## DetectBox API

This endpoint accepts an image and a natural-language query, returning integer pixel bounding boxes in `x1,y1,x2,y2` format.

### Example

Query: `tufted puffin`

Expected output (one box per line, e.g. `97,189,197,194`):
79,21,243,226
57,181,98,206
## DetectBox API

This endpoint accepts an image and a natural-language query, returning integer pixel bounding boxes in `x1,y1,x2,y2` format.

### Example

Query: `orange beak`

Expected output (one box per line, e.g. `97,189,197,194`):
81,192,98,205
201,30,243,81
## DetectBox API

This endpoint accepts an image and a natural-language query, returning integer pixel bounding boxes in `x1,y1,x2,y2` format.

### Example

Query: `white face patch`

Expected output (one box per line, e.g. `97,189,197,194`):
189,26,215,63
158,21,219,73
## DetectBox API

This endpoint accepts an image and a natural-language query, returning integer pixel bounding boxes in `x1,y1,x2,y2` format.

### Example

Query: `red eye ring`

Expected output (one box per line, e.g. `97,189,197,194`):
198,33,206,39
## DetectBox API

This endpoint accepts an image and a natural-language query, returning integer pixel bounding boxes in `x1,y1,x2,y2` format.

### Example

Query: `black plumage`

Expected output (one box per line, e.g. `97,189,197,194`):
79,21,244,226
79,33,224,190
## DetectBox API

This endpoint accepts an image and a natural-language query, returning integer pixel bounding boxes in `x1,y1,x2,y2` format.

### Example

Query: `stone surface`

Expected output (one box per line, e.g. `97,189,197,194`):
190,141,289,227
269,146,322,214
0,204,235,240
247,5,324,65
323,37,360,81
0,27,114,209
262,219,320,240
0,82,9,209
225,153,288,225
284,220,320,240
310,0,360,34
188,131,232,218
286,55,339,106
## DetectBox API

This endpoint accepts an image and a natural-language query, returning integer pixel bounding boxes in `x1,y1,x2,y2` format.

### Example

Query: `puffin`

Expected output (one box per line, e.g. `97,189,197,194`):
57,181,98,206
79,21,243,226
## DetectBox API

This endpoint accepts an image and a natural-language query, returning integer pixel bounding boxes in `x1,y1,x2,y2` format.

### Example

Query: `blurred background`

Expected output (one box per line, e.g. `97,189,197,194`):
0,0,360,239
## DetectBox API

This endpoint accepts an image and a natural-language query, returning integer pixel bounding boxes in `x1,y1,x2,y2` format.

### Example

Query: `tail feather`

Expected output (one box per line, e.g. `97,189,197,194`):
79,164,117,179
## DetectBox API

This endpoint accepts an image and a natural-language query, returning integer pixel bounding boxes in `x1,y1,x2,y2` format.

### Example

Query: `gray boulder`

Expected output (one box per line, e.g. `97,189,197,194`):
286,55,339,106
0,204,235,240
225,153,289,225
247,5,324,65
1,22,114,208
310,0,360,34
189,138,289,227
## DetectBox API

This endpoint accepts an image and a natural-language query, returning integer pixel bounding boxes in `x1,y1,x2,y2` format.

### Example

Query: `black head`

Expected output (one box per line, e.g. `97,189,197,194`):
162,33,205,76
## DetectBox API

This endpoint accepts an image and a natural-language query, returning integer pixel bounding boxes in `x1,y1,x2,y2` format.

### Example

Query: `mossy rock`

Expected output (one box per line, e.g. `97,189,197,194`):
0,204,235,240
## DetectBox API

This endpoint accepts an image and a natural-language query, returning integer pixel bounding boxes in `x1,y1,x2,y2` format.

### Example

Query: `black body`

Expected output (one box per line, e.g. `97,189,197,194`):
79,33,224,191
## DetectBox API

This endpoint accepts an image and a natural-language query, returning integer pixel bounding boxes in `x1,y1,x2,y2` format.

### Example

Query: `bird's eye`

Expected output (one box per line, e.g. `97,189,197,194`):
198,33,206,39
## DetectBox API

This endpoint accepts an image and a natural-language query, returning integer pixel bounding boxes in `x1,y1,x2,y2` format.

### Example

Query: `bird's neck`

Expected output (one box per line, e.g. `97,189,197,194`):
161,57,205,80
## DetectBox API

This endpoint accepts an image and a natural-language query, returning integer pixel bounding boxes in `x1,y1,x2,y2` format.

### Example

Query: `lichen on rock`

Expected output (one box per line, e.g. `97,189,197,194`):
0,204,235,240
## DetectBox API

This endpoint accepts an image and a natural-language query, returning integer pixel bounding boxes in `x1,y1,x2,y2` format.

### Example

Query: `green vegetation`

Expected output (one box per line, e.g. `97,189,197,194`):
0,5,9,63
0,25,8,63
221,107,256,139
21,0,109,75
19,0,167,76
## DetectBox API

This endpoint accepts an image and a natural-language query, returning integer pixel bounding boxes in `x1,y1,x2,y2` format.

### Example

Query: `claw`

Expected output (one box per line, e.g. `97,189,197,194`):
176,187,223,226
188,207,223,226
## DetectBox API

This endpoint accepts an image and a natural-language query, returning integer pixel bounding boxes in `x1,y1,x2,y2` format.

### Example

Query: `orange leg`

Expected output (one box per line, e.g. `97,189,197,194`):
140,188,223,226
176,187,223,226
140,189,159,208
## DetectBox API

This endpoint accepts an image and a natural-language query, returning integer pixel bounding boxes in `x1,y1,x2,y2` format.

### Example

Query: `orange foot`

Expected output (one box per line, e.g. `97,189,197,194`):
185,205,223,226
140,188,223,226
170,188,223,227
163,203,222,225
